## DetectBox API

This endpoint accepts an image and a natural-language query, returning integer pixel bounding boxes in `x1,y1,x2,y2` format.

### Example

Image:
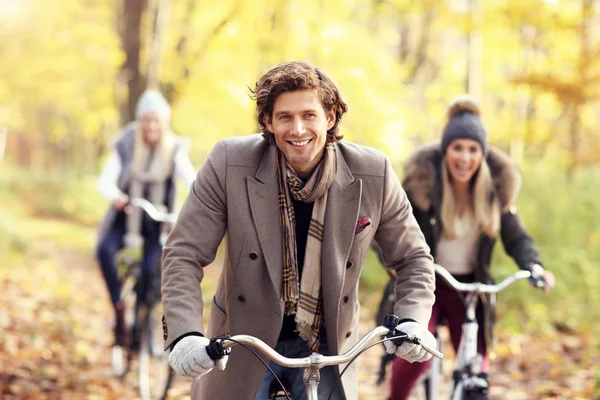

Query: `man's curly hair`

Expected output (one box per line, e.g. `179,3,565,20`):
249,61,349,143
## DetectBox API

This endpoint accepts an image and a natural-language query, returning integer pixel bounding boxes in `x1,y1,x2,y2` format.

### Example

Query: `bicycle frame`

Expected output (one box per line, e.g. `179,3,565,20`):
211,315,443,400
432,264,533,400
111,198,178,400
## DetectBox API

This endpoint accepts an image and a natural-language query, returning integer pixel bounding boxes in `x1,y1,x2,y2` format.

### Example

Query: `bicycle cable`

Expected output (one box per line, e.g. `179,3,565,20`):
223,337,292,400
325,334,409,400
217,333,410,400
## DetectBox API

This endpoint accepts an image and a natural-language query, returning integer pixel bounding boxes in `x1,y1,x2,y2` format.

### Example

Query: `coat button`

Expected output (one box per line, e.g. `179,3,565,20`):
249,251,258,260
238,295,246,303
343,296,349,304
430,218,436,225
345,331,352,338
345,261,353,269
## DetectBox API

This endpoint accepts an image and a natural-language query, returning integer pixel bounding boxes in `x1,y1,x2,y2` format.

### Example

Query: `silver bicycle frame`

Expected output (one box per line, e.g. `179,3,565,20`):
433,264,532,400
218,325,442,400
110,198,177,382
129,198,178,224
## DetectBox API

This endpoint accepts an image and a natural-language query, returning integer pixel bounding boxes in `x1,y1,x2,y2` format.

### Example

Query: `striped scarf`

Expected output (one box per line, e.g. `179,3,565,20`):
277,144,337,352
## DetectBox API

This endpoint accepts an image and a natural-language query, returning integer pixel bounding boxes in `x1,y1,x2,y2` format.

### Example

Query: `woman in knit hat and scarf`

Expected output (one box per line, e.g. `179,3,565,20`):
388,94,555,400
96,90,196,346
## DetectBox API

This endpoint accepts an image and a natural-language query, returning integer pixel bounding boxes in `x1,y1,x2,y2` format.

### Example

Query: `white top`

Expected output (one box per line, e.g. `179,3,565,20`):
435,210,479,275
98,148,197,202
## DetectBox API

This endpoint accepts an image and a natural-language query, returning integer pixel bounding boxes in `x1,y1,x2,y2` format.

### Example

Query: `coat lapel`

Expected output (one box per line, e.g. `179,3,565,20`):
321,147,362,354
247,143,283,294
248,142,362,354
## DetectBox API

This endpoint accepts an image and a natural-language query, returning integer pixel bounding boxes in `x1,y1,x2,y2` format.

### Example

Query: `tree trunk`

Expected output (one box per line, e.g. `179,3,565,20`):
567,103,581,181
566,0,594,179
0,127,6,163
119,0,148,124
146,0,172,90
466,0,482,99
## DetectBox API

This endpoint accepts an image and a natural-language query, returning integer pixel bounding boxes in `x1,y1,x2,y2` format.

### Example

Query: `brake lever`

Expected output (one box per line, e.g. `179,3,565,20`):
381,314,443,359
388,329,443,359
206,336,231,361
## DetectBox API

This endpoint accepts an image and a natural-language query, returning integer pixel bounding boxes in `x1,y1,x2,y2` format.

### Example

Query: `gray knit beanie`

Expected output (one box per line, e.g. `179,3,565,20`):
441,94,487,154
135,89,171,121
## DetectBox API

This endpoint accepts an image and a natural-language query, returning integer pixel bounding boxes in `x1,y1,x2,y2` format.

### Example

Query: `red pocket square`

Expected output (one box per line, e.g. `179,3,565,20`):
355,217,372,234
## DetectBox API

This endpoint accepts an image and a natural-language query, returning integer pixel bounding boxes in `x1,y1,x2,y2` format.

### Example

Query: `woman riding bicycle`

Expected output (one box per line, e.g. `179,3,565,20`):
388,94,555,400
95,89,196,346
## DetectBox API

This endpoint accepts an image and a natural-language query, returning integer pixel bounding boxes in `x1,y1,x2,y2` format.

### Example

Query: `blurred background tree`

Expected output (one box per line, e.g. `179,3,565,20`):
0,0,598,363
0,1,598,397
2,0,598,174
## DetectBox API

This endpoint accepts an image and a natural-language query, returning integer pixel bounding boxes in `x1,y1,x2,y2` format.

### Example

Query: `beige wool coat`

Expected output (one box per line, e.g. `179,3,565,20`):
161,134,435,400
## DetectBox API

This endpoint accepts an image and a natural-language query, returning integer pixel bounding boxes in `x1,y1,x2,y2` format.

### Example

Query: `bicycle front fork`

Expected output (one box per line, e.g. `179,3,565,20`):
455,320,481,372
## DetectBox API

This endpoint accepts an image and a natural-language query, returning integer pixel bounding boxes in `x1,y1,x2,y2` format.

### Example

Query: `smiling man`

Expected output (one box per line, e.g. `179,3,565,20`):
161,61,437,400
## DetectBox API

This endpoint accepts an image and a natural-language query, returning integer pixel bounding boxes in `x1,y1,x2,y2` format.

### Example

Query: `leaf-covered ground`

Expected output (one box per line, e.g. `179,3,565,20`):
1,230,598,399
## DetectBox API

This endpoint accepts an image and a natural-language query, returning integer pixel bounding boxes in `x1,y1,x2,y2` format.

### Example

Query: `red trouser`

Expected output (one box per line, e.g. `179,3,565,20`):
389,274,489,400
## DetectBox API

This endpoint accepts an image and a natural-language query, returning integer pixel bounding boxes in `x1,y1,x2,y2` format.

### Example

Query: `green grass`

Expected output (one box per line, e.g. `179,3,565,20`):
0,163,101,267
17,216,96,254
0,163,105,227
491,163,600,335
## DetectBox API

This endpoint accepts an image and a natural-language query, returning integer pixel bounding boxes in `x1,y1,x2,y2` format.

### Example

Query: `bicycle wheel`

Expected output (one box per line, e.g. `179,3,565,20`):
138,301,173,400
463,390,488,400
451,380,464,400
111,271,137,377
452,378,489,400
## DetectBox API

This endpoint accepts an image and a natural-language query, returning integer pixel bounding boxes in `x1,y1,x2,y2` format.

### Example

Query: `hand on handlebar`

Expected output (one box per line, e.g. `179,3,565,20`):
383,321,436,363
528,264,555,293
168,336,229,379
112,193,129,211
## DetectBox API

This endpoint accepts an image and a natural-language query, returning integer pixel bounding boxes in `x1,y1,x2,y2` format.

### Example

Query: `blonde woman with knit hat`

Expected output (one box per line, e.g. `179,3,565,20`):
96,90,196,346
388,95,555,400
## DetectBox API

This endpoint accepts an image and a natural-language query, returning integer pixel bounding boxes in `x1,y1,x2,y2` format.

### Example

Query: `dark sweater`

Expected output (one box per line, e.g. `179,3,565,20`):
170,199,315,350
278,199,314,341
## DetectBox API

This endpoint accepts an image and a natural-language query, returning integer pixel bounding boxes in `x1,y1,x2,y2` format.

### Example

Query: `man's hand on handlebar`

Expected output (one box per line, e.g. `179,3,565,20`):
383,321,436,363
168,336,229,379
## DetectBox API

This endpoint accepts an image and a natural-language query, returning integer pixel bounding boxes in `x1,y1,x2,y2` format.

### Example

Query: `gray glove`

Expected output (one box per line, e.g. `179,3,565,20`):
383,321,436,363
168,336,228,379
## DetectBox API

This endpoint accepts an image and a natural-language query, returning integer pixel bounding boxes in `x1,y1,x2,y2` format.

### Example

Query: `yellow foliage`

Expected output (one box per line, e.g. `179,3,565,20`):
0,0,598,172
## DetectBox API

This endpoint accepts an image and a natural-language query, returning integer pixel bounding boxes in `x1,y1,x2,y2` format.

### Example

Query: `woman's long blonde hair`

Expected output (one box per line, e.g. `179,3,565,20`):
131,123,175,179
441,159,500,239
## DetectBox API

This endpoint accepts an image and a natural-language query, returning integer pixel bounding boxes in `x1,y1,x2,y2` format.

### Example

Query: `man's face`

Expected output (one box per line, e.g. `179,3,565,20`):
140,111,165,147
267,89,335,178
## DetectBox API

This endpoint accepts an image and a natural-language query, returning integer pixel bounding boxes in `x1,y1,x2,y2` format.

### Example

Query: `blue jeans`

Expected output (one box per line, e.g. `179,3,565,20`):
254,336,344,400
96,213,162,306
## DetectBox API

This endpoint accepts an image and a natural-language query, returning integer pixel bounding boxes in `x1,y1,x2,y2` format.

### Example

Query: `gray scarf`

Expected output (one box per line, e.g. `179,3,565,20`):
124,128,175,249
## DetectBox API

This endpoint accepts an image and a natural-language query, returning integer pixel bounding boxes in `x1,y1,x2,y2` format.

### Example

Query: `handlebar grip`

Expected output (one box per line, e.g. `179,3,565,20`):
389,332,444,359
387,326,444,359
420,342,444,359
528,275,546,290
206,338,229,361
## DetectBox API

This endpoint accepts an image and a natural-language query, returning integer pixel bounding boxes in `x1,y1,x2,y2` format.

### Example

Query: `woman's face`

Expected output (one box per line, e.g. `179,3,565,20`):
445,138,484,185
140,111,165,147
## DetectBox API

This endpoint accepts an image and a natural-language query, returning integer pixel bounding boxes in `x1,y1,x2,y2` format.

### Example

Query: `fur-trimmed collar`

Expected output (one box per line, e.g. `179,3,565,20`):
402,142,522,212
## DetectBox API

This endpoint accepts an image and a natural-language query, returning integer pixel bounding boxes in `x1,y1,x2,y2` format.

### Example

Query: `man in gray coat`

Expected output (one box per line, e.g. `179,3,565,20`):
162,61,436,400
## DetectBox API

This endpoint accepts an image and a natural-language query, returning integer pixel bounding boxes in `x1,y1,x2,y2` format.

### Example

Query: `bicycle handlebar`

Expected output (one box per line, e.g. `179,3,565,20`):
206,314,443,367
129,198,177,224
434,263,544,293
